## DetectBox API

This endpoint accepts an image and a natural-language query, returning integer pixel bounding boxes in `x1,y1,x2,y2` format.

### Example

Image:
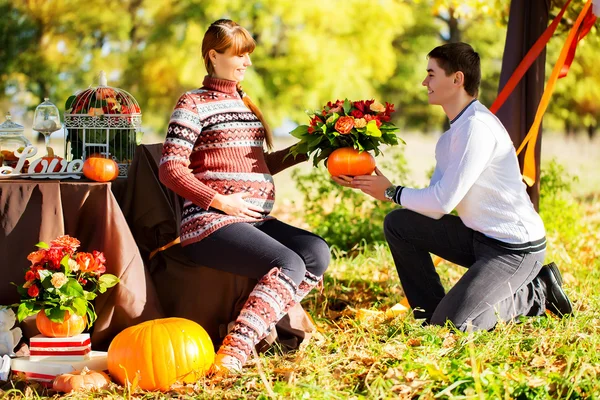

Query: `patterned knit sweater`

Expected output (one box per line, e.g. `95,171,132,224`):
159,76,304,246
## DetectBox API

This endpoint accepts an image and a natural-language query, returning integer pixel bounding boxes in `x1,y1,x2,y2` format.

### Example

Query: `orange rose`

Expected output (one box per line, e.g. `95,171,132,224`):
27,250,47,265
335,116,355,135
50,235,81,253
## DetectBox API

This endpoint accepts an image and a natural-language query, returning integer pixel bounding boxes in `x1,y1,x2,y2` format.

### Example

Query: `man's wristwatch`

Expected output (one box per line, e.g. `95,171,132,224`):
384,185,397,201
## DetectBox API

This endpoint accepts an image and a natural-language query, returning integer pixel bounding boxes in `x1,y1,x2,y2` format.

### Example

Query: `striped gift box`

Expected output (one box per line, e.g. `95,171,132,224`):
11,351,108,386
29,334,91,361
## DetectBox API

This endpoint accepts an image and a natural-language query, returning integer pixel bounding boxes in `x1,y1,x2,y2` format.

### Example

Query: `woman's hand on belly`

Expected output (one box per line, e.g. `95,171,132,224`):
210,192,265,219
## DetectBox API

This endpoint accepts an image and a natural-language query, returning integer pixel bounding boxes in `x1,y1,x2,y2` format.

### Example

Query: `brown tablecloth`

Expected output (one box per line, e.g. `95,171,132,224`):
0,144,313,351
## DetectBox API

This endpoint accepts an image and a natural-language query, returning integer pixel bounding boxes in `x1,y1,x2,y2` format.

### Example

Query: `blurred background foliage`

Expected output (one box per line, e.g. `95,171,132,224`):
0,0,598,140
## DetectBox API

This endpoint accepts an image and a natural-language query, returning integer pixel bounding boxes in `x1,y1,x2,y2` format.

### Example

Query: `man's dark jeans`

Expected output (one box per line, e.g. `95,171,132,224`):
384,209,546,331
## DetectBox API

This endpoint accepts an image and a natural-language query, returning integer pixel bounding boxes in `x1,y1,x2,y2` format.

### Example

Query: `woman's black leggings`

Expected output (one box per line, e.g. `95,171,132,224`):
182,219,330,285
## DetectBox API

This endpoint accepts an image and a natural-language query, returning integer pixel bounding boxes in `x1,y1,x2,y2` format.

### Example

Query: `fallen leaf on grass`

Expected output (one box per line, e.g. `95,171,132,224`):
355,308,385,323
530,355,547,368
527,376,546,388
274,368,296,384
385,303,409,318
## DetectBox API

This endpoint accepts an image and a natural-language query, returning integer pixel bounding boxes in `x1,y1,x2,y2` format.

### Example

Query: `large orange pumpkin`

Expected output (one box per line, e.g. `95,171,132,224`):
36,310,86,338
107,318,215,391
53,367,111,393
327,147,376,177
82,156,119,182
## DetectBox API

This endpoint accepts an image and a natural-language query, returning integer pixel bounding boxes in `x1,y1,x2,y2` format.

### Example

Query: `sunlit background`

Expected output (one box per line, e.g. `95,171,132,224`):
1,0,598,138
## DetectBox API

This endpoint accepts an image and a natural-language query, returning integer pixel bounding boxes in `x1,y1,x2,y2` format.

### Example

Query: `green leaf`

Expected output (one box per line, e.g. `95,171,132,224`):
65,95,77,111
63,279,84,297
17,302,35,322
61,254,71,274
36,242,50,249
84,290,97,300
343,99,352,115
46,307,66,323
289,125,309,139
98,274,119,293
365,120,382,137
38,269,53,288
72,297,88,316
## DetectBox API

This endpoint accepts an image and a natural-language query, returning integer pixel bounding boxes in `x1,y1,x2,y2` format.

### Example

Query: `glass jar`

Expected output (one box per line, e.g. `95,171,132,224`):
0,112,32,168
33,98,62,156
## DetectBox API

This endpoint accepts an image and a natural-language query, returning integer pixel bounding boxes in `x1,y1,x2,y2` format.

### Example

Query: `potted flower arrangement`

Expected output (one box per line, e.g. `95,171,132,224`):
287,99,403,176
13,235,119,337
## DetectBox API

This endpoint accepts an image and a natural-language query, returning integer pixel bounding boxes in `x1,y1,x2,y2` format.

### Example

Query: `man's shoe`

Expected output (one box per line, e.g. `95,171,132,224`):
536,262,573,317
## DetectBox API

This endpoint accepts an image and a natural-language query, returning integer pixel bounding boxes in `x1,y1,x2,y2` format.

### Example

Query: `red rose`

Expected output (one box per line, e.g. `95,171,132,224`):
351,110,364,119
334,116,354,134
46,247,64,270
27,285,40,298
25,270,36,281
364,114,382,128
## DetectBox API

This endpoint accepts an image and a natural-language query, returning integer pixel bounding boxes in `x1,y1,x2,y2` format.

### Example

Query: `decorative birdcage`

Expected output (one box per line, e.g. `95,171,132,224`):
64,71,142,177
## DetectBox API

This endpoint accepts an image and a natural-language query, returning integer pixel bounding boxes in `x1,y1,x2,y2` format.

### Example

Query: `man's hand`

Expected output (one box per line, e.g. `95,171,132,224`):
351,168,393,201
331,174,354,188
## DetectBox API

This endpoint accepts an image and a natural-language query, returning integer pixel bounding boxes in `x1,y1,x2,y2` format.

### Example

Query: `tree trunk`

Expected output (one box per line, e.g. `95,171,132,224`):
495,0,550,210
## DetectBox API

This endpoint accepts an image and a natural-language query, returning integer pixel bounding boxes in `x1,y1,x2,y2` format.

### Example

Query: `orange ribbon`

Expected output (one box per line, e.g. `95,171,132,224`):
559,6,597,78
516,0,595,186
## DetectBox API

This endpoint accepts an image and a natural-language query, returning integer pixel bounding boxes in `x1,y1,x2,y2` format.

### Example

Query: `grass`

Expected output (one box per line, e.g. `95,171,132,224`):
2,134,599,399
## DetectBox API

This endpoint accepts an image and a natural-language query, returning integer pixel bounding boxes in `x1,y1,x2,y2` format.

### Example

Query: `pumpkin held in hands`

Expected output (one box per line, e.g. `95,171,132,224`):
52,367,111,393
82,156,119,182
107,317,214,391
326,147,376,177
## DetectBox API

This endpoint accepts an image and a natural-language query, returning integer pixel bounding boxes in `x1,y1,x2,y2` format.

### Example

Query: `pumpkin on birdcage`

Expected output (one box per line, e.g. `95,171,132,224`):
107,317,214,392
82,156,119,182
64,71,142,177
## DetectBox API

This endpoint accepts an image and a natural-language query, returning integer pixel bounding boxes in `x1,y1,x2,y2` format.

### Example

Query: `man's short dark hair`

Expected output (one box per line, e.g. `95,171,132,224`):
428,42,481,97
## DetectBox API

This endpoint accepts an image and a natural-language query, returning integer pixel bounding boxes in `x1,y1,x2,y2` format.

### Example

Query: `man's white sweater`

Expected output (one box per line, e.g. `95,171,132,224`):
400,100,545,247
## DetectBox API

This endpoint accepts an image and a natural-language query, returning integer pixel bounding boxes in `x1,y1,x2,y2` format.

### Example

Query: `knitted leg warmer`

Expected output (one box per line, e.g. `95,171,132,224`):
262,270,322,339
215,268,297,374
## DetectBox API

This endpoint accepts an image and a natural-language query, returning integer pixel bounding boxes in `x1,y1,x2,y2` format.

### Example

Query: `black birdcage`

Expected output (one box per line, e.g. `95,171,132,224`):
64,72,142,177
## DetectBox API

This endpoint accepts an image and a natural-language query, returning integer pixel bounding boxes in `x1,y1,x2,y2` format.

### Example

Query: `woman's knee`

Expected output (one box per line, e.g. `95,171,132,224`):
278,250,307,286
306,236,330,277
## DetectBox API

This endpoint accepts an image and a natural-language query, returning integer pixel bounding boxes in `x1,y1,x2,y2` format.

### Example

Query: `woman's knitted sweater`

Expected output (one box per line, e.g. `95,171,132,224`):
158,76,301,246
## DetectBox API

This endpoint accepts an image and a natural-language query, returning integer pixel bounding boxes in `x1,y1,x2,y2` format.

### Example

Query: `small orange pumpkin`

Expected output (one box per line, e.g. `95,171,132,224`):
52,367,111,393
327,147,376,177
83,156,119,182
36,310,86,338
107,317,215,391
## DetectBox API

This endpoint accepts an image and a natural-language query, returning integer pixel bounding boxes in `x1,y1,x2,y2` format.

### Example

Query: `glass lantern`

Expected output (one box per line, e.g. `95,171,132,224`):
0,112,32,168
33,98,62,156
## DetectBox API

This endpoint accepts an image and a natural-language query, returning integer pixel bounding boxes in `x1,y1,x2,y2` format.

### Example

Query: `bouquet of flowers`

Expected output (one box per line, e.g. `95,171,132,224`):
13,235,119,327
287,99,402,168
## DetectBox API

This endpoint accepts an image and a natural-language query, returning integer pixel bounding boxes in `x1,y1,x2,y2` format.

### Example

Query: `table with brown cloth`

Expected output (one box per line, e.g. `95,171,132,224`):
0,144,314,352
0,177,165,350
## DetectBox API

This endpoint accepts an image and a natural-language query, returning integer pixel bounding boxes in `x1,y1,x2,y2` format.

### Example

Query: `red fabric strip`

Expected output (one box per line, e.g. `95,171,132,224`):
490,0,573,114
559,8,597,78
